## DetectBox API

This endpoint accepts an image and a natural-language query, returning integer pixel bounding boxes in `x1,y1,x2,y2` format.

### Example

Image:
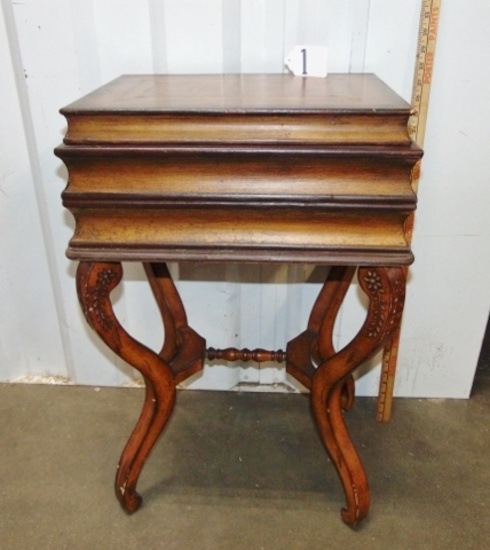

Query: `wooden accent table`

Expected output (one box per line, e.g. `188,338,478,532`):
55,74,422,527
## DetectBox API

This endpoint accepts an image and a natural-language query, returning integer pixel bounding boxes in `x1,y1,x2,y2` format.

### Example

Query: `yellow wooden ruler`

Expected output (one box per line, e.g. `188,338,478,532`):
409,0,442,148
377,0,442,422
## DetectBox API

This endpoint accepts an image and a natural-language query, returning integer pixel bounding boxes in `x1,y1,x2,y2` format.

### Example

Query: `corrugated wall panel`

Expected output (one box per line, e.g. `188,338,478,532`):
0,0,394,390
7,1,486,399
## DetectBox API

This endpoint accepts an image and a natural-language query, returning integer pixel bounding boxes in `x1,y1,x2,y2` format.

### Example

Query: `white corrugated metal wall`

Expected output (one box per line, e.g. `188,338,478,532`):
1,0,489,398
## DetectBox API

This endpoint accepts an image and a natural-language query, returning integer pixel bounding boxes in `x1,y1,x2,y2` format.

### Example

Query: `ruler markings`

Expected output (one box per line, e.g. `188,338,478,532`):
377,0,441,423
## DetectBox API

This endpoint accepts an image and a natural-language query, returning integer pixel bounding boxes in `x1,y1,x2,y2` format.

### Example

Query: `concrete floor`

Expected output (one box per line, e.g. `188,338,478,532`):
0,368,488,549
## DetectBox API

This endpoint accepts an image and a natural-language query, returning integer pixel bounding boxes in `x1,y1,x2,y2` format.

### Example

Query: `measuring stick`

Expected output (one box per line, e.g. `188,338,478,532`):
376,0,442,422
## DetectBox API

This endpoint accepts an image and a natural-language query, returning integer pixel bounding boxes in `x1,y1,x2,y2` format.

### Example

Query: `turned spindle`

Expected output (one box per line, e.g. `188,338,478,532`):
206,347,286,363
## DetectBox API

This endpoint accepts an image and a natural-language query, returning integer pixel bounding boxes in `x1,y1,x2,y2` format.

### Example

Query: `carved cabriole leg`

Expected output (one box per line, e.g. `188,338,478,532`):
286,266,356,408
76,261,194,514
311,266,405,527
313,267,357,412
144,263,206,384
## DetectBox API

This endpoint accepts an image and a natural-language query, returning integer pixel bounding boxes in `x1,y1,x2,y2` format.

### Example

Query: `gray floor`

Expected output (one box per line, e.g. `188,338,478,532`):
1,368,489,549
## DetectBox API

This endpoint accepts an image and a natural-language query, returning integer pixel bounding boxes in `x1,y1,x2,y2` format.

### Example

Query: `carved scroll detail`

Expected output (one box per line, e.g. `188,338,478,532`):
80,264,118,332
360,269,405,340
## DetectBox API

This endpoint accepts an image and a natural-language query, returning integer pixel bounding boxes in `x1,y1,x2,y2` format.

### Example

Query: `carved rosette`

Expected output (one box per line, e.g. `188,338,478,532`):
359,268,405,342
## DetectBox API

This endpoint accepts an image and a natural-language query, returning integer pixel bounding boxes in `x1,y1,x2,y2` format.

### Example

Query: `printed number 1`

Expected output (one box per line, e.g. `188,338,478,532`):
301,48,307,75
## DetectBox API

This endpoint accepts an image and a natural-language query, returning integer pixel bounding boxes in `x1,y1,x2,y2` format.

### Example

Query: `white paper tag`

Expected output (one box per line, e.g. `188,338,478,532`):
285,45,328,78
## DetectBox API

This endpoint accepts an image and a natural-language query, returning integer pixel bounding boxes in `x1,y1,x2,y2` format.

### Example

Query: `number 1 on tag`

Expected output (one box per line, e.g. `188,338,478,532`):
285,45,328,78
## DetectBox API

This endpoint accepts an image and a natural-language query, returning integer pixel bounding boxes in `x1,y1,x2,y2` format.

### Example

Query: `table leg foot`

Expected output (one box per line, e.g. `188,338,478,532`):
311,266,406,526
76,262,179,513
311,379,369,526
115,373,176,513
